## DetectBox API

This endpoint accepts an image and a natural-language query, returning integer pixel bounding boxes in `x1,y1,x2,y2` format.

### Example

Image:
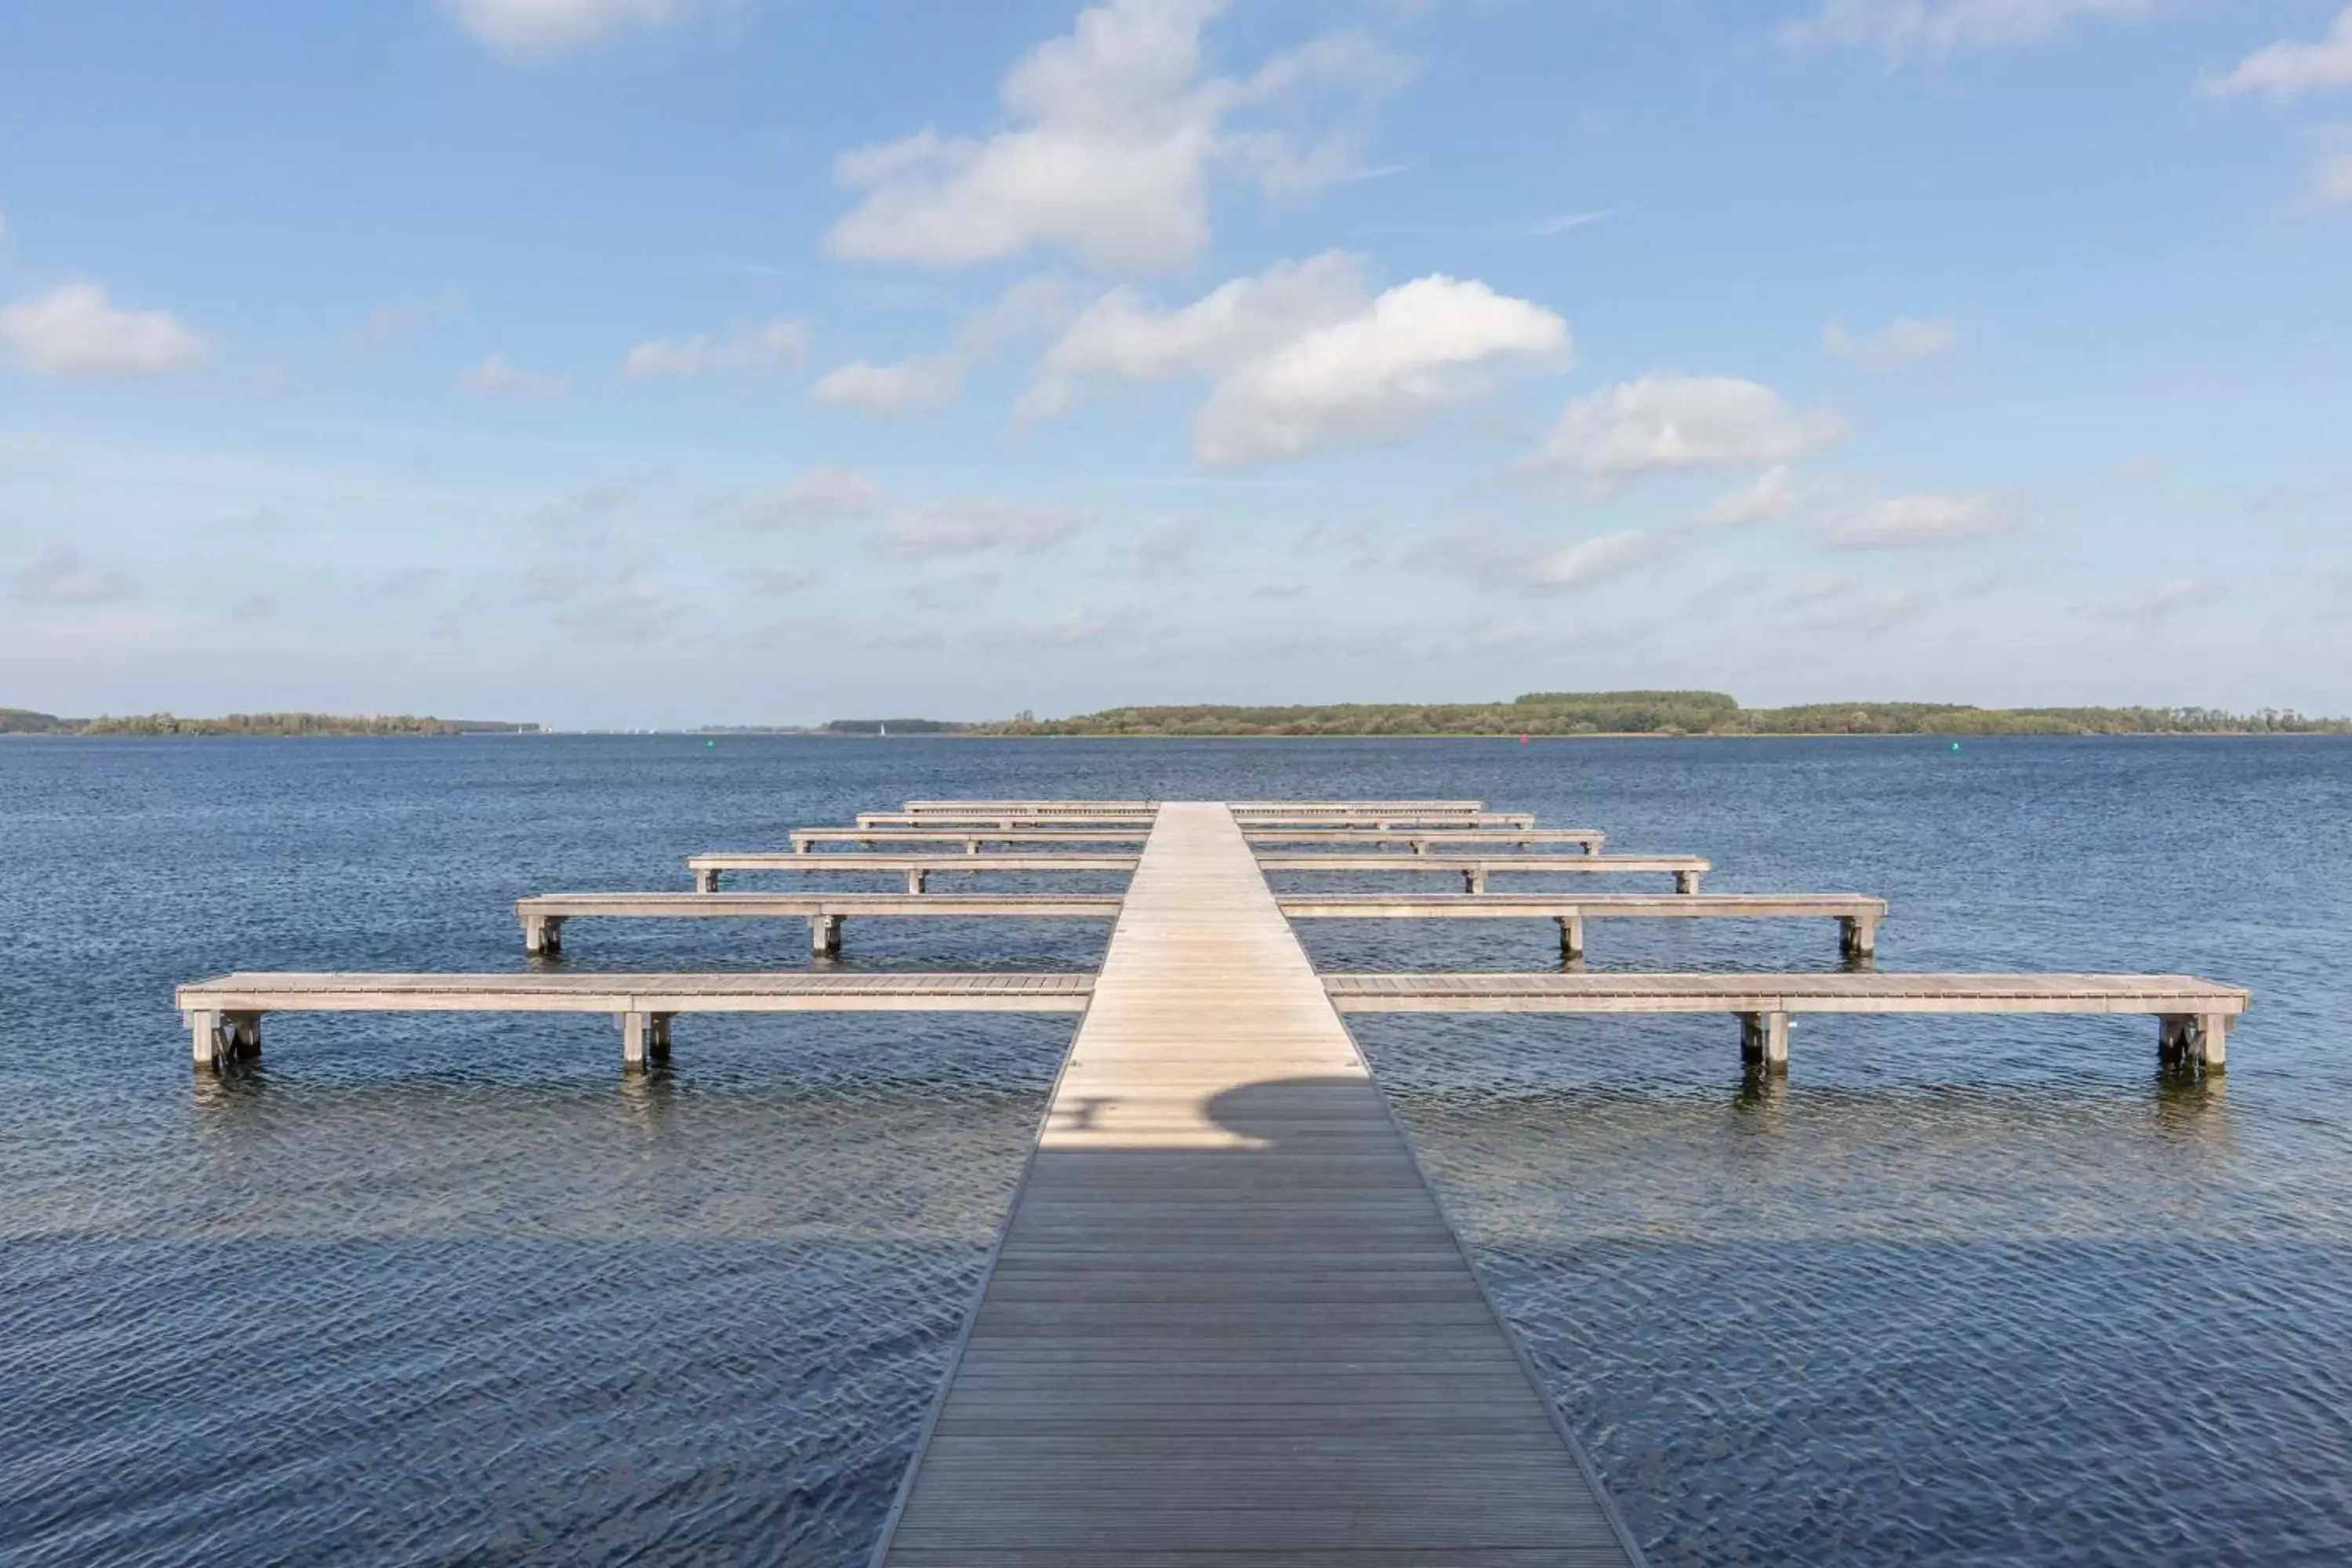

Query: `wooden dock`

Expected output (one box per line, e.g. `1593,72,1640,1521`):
789,825,1610,852
870,803,1644,1565
1258,851,1710,894
1325,971,2247,1070
173,971,1094,1069
688,851,1140,893
517,889,1882,958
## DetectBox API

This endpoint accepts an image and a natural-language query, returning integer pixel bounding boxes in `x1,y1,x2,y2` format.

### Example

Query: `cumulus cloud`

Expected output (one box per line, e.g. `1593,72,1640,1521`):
1817,490,2025,549
2091,576,2223,618
0,283,209,379
341,289,466,357
623,318,808,381
1781,0,2167,58
1824,315,1959,369
1689,466,1803,528
1421,518,1675,594
2311,135,2352,205
1525,529,1671,589
463,352,568,401
825,0,1408,270
441,0,685,60
12,546,138,604
874,499,1094,558
814,278,1066,416
2202,9,2352,101
732,466,885,531
1026,253,1567,464
1535,374,1846,485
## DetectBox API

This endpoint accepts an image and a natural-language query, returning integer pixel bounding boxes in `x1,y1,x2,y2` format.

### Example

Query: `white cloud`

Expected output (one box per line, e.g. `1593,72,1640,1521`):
2092,577,2223,618
734,467,884,531
441,0,684,60
811,354,964,416
2203,9,2352,101
1532,209,1611,235
1824,315,1959,370
1027,253,1568,464
463,352,568,401
874,499,1094,558
1419,518,1676,594
814,278,1066,416
622,318,808,381
824,0,1407,270
342,289,466,357
2312,136,2352,204
1690,466,1802,528
1536,374,1846,484
1781,0,2167,58
12,546,138,604
1525,529,1670,589
1817,490,2024,549
0,283,209,379
747,565,820,595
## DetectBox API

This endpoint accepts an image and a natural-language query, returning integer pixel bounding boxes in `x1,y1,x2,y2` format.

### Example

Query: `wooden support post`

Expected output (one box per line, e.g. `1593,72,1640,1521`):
1462,866,1487,895
1840,915,1877,960
2160,1012,2230,1073
906,868,929,894
523,913,564,956
1676,869,1705,895
190,1009,262,1070
811,914,844,956
964,837,980,855
621,1011,673,1070
1556,915,1585,962
794,840,811,854
1740,1011,1790,1073
694,867,720,894
1410,840,1428,855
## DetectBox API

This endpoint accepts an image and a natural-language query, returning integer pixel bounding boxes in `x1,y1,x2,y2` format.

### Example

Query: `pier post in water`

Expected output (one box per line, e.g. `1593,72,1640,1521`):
2159,1012,2230,1073
1556,914,1586,962
1677,868,1706,895
1462,866,1487,894
619,1011,673,1070
188,1009,262,1070
523,913,564,956
1740,1010,1791,1073
1840,913,1877,960
811,914,844,956
694,867,721,893
906,868,929,894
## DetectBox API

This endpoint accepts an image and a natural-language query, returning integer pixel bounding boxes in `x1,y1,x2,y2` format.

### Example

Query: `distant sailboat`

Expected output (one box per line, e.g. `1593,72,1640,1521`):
878,722,887,738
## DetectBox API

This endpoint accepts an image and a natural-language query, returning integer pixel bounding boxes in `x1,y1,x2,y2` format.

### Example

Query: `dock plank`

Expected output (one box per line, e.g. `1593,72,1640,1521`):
873,803,1642,1566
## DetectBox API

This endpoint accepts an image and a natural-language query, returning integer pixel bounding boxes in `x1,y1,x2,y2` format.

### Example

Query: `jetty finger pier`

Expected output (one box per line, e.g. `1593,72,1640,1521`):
178,796,2248,1563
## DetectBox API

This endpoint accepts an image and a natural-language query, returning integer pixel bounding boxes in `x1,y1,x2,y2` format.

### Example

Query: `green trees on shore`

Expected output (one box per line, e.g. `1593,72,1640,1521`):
975,691,2350,737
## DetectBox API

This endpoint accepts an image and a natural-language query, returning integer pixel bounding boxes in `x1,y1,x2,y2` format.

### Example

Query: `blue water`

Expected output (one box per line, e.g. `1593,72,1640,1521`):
2,735,2347,1564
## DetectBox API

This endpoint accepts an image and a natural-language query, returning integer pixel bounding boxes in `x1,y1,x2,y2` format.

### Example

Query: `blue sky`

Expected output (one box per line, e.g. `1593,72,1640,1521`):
2,0,2348,727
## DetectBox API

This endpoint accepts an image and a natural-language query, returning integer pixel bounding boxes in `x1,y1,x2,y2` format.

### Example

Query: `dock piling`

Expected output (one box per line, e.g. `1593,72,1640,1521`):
811,914,844,956
694,867,721,894
1740,1010,1791,1073
619,1010,672,1069
523,913,564,956
1557,913,1585,961
2160,1012,2229,1073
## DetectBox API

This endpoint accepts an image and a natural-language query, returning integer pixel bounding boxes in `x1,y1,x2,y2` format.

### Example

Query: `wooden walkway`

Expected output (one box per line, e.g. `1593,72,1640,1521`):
872,804,1642,1565
174,971,1093,1068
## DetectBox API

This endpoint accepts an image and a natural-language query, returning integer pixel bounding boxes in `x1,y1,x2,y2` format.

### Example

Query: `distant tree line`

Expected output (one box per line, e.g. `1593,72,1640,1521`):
0,709,537,736
821,719,975,734
971,691,2352,737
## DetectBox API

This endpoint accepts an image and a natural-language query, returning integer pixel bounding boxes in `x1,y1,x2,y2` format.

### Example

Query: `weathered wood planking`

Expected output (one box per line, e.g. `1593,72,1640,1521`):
687,851,1142,892
864,809,1541,829
514,891,1124,955
873,803,1643,1566
1325,971,2249,1072
1261,852,1711,894
791,825,1610,852
176,971,1092,1069
514,889,1884,959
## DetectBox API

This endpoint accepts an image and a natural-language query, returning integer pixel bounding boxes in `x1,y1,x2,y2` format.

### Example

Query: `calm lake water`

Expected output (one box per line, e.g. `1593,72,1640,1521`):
2,735,2347,1565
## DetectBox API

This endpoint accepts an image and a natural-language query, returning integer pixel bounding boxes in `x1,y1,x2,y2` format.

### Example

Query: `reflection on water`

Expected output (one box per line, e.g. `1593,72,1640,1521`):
2,734,2348,1563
